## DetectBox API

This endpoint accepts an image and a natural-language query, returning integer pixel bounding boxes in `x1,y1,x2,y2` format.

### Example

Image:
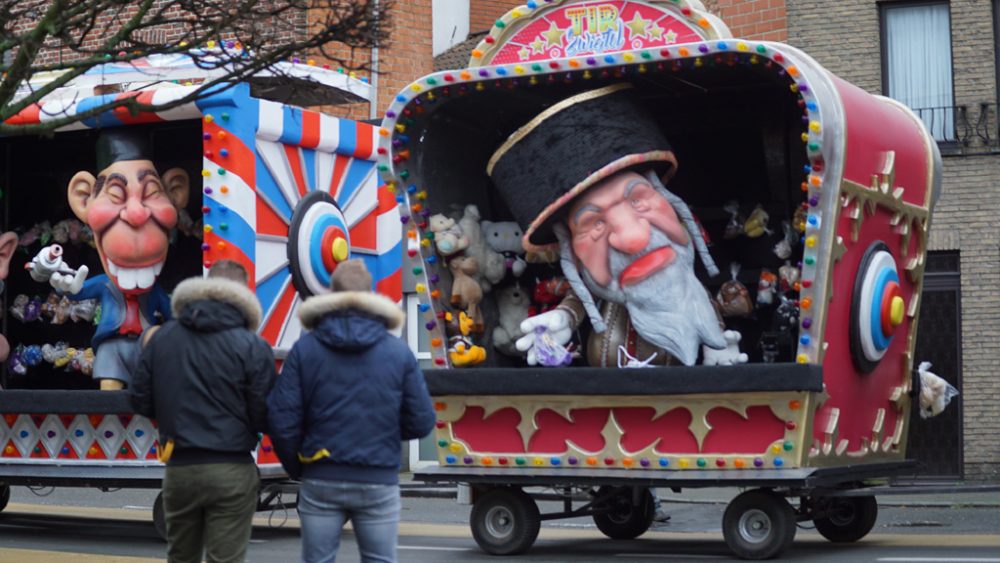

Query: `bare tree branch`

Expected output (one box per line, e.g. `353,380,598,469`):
1,0,389,135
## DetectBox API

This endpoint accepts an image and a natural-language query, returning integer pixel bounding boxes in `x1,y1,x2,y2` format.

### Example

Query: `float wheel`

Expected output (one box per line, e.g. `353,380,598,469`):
153,491,167,541
592,486,655,540
722,489,797,560
813,496,878,543
470,488,540,555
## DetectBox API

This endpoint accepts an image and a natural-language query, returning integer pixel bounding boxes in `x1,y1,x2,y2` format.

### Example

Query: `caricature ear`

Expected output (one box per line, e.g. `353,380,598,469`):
68,171,97,222
162,167,190,209
0,232,18,280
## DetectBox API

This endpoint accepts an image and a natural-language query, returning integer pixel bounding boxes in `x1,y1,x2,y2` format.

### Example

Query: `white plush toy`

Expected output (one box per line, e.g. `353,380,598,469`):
458,205,506,291
482,220,528,278
492,284,531,357
918,361,959,419
701,330,749,366
428,213,469,257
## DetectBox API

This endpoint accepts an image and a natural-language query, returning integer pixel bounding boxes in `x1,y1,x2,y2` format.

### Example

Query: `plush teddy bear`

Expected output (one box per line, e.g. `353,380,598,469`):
428,213,469,257
701,330,749,366
492,284,531,357
449,255,484,333
482,220,527,278
458,205,506,291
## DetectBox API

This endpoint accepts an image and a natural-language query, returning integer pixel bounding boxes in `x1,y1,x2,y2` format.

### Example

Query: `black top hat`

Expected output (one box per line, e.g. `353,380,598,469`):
487,83,677,250
96,129,152,171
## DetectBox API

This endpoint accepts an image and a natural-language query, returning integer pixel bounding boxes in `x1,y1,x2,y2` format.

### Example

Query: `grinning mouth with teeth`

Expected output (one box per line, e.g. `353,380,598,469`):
106,260,164,291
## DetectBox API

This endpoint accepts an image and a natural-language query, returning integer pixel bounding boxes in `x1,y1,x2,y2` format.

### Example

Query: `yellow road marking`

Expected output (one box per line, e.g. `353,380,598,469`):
0,548,159,562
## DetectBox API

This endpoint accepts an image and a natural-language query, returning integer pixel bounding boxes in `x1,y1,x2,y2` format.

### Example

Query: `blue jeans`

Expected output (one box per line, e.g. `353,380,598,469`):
298,479,401,563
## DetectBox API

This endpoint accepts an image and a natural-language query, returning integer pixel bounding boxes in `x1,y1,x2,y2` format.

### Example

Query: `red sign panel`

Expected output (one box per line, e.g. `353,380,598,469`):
490,1,705,65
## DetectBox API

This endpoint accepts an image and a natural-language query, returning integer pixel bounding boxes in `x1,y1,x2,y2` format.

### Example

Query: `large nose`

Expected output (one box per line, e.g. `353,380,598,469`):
607,207,650,255
120,195,152,226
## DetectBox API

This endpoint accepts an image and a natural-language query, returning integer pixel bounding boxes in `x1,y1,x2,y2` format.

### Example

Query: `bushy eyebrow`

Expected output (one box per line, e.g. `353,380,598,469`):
572,203,602,226
623,178,651,199
137,169,160,182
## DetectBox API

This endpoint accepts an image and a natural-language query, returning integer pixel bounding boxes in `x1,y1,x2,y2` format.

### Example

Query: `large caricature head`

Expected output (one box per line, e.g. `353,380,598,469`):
488,83,725,364
67,130,189,292
560,170,725,365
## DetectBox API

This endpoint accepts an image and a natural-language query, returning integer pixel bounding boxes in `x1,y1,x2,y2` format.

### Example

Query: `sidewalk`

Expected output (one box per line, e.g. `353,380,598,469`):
398,473,1000,508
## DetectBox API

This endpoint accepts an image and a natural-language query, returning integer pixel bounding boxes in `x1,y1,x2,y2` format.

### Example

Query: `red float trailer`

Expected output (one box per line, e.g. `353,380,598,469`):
376,1,941,558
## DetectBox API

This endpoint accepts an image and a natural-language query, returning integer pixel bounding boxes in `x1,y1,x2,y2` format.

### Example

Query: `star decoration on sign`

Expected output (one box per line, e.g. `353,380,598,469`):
664,30,678,44
626,12,651,39
541,21,565,49
648,21,665,40
518,45,532,61
530,37,546,54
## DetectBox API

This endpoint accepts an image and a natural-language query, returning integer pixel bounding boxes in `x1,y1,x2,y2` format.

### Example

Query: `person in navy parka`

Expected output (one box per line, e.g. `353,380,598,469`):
267,259,434,563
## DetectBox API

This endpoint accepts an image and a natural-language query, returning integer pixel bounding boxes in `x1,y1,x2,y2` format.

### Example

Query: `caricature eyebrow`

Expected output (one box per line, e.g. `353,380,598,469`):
98,172,129,196
137,169,160,182
572,203,602,225
623,178,650,199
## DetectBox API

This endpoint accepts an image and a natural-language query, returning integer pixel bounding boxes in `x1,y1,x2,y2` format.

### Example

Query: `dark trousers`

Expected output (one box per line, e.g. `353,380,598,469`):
162,462,260,563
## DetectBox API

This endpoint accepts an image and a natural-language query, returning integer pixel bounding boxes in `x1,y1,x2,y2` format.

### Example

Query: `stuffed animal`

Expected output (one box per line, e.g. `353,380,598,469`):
917,361,959,419
716,263,753,318
449,255,484,333
701,330,749,366
757,269,777,306
531,277,570,315
448,335,487,367
428,213,469,257
458,205,506,291
482,220,527,278
493,284,531,356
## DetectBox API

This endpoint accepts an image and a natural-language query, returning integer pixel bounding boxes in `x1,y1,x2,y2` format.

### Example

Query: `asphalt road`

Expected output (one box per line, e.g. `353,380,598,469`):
1,486,998,562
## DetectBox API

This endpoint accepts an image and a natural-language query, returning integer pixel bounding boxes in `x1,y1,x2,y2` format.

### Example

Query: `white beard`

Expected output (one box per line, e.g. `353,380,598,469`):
580,228,726,366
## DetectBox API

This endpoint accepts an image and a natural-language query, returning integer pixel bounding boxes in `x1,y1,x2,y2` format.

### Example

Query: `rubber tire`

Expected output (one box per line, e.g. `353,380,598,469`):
153,491,168,541
592,487,655,540
0,484,10,512
722,489,797,560
814,496,878,543
470,488,540,555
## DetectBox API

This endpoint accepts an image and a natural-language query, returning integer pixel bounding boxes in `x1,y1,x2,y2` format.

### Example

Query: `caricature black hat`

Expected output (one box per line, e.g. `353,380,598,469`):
487,83,678,249
96,129,152,171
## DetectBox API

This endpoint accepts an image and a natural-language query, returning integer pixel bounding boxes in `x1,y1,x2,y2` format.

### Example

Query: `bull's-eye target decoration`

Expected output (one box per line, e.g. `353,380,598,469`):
850,241,905,373
287,191,351,296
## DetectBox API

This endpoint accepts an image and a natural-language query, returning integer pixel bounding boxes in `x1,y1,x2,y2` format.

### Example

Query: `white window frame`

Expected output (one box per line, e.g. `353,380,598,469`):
405,294,438,469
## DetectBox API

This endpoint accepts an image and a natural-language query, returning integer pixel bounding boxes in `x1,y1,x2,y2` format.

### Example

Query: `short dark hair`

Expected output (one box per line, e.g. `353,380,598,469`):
330,260,372,292
208,260,248,284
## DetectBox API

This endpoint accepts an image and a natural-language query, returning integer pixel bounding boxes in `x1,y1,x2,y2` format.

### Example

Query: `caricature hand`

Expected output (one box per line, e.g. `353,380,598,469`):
51,265,88,295
516,309,572,366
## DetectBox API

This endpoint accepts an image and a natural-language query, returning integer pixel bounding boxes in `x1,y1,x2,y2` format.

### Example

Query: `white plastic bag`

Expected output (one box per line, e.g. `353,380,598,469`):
917,361,959,419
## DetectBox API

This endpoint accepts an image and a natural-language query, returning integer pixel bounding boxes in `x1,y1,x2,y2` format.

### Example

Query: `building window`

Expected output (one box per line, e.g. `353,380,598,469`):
881,2,954,141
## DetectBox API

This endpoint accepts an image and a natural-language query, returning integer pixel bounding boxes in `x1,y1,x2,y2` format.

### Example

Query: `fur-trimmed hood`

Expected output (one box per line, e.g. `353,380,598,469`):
170,277,262,330
299,291,404,330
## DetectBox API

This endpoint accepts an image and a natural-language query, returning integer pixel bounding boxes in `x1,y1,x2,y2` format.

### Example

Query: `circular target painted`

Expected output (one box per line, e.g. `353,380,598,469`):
288,190,351,297
850,241,906,373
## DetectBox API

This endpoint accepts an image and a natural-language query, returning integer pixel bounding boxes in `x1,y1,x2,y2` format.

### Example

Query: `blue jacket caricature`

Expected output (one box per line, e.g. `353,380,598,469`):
75,275,172,348
28,129,191,389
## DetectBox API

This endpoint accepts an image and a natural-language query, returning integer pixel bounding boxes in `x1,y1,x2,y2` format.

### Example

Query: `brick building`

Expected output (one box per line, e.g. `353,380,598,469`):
780,0,995,483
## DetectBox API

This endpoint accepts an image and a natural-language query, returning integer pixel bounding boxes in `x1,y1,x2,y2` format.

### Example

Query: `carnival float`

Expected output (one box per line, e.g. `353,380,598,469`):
378,0,948,558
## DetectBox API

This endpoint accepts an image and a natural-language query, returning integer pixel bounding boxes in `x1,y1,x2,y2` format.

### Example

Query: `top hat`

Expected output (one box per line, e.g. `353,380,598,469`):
487,83,677,250
96,129,152,172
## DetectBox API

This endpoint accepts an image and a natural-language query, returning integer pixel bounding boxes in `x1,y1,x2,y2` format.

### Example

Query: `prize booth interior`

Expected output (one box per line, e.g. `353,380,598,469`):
416,59,811,368
0,122,204,389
